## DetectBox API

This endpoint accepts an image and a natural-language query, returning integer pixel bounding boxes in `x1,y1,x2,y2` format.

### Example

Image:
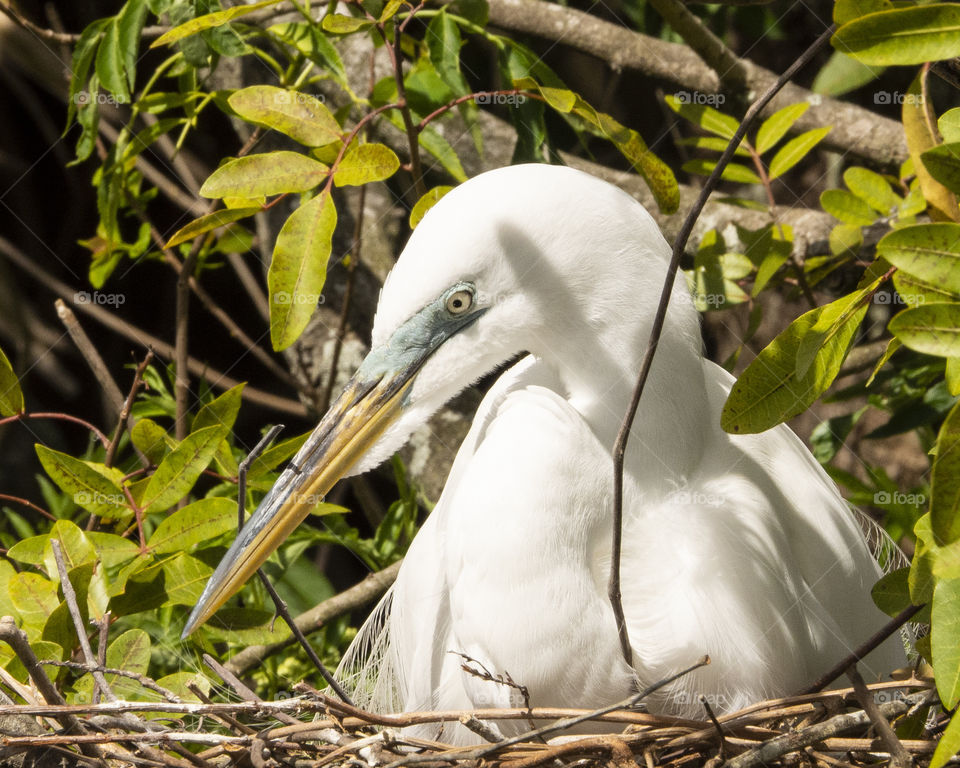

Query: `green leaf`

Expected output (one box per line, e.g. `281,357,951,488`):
932,577,960,708
0,345,24,416
140,425,224,512
833,0,892,26
683,159,760,185
96,19,130,103
664,94,739,140
871,566,912,617
321,14,371,33
768,127,831,179
941,108,960,144
879,223,960,293
148,497,236,554
106,628,152,699
164,207,260,249
820,188,879,226
410,186,455,229
893,271,960,308
130,418,171,465
903,71,959,222
267,22,347,85
866,337,900,386
832,4,960,66
755,103,808,155
201,152,328,199
151,0,278,47
889,303,960,358
678,136,749,157
843,167,900,214
931,712,960,768
333,143,400,187
65,18,108,130
87,532,139,568
796,281,877,378
922,143,960,196
117,0,147,92
9,573,59,629
228,86,342,147
192,383,244,434
829,223,863,255
416,123,467,182
426,11,468,97
811,50,884,97
269,191,337,350
35,445,128,520
932,400,960,545
161,552,213,606
721,300,865,434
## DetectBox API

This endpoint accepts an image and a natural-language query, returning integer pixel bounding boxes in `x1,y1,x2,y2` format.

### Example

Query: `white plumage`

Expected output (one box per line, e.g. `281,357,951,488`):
330,164,905,742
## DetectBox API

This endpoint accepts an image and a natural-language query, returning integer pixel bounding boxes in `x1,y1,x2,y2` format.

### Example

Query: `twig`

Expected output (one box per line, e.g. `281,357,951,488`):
41,661,181,704
382,19,425,197
94,612,109,705
223,559,401,675
105,350,153,469
175,238,205,441
55,299,125,414
608,23,836,670
0,411,111,448
233,426,355,704
846,664,912,768
797,602,923,695
51,540,118,703
0,493,56,521
699,694,728,761
381,656,710,768
723,690,931,768
201,653,301,727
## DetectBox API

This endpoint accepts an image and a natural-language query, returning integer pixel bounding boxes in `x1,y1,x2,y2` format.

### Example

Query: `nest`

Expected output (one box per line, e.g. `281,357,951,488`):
0,670,943,768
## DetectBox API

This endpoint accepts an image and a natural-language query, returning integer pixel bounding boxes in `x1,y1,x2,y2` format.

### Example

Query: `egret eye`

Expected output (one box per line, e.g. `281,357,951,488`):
445,289,474,315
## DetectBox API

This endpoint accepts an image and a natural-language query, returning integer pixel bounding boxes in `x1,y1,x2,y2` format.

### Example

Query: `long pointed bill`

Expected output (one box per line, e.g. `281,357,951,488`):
183,284,484,638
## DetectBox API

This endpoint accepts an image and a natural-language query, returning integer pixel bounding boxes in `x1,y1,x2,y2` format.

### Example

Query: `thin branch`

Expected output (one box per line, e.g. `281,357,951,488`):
797,602,923,695
846,664,912,768
105,350,153,469
0,411,110,448
0,493,57,521
54,299,125,414
175,238,205,441
609,24,836,669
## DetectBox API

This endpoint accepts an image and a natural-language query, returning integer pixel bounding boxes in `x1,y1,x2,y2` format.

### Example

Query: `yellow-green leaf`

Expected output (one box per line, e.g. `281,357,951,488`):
941,109,960,144
333,143,400,187
892,271,960,308
228,86,342,147
932,400,960,546
683,159,760,185
664,94,739,140
768,126,831,179
130,418,172,465
795,284,874,378
755,103,808,155
35,445,128,520
10,573,59,629
151,0,279,47
721,300,863,434
931,711,960,768
833,0,891,25
409,186,454,229
164,206,260,249
878,223,960,295
140,426,223,513
148,497,236,555
192,383,244,434
888,302,960,358
269,192,337,350
843,166,900,214
0,345,24,416
201,152,328,199
922,142,960,196
833,4,960,66
903,70,959,222
932,576,960,708
321,14,371,33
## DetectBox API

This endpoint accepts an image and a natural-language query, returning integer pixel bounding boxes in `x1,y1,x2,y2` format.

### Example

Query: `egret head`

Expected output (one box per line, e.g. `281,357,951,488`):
183,164,698,636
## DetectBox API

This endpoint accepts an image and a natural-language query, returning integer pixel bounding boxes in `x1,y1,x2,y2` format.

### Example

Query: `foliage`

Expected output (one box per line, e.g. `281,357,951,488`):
0,0,959,761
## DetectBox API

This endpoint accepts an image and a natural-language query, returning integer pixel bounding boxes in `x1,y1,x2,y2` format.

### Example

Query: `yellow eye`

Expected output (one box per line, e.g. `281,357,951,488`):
446,289,473,315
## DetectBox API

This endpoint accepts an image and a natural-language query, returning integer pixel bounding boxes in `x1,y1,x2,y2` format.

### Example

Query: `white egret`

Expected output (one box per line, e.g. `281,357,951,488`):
185,164,904,742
